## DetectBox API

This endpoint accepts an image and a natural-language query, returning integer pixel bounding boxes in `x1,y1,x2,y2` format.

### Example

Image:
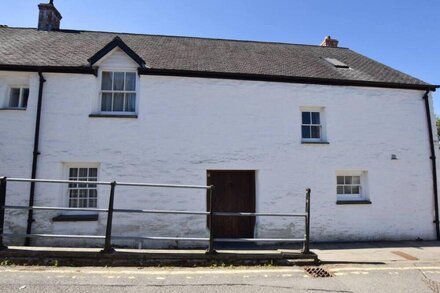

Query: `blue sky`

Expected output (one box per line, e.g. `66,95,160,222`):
2,0,439,113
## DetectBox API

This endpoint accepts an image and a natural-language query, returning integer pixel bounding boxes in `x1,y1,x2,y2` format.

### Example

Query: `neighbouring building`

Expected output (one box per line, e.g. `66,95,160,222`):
0,1,439,248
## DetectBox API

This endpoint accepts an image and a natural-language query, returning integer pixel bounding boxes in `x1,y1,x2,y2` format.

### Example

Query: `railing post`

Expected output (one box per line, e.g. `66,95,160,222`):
102,181,116,253
0,177,7,250
206,185,216,254
302,188,311,254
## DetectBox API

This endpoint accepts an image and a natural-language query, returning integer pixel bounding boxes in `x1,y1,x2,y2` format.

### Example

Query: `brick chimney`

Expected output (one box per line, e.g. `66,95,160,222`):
38,0,62,31
320,36,339,48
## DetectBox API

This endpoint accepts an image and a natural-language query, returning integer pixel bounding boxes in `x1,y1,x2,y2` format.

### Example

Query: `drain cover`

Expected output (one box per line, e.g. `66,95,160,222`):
304,267,333,278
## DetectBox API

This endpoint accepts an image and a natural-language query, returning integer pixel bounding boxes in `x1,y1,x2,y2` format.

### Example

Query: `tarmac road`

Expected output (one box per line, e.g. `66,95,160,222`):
0,263,439,293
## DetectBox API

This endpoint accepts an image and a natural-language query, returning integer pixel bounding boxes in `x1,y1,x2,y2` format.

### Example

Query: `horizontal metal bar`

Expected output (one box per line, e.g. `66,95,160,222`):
214,238,306,243
1,233,105,239
113,208,209,215
213,212,307,217
115,181,211,190
112,235,209,241
5,178,111,185
3,205,108,213
4,178,212,190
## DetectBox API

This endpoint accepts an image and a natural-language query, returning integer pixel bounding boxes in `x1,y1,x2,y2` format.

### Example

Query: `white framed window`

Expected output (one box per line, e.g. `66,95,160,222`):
336,171,368,202
100,71,136,113
300,107,326,142
67,166,98,208
8,87,29,108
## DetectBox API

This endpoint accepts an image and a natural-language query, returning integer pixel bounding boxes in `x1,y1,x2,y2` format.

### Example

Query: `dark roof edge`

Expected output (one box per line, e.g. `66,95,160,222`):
139,68,439,91
0,64,97,75
0,64,437,91
87,36,146,67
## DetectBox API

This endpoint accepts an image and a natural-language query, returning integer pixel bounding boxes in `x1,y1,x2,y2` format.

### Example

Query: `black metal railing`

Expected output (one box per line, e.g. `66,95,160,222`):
0,176,311,254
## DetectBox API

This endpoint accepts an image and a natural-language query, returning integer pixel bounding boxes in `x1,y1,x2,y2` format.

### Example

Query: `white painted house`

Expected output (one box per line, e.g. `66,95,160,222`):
0,1,439,248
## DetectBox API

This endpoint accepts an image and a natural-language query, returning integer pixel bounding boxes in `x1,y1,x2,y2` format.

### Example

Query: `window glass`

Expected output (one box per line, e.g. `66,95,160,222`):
113,72,125,91
101,93,112,111
336,175,362,196
311,112,320,124
9,88,20,107
302,112,310,124
113,93,124,111
22,88,29,108
101,72,112,90
125,93,136,112
302,126,311,139
125,72,136,91
311,126,320,138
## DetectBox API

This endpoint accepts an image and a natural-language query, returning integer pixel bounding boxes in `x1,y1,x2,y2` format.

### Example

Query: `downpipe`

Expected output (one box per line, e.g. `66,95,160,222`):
25,72,46,246
423,90,440,240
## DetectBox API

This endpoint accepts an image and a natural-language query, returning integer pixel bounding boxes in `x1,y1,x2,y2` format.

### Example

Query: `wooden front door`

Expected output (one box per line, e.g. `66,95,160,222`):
207,170,256,238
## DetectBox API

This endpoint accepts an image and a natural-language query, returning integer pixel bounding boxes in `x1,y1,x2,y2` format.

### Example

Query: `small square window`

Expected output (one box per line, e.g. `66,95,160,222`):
8,87,29,109
336,172,367,202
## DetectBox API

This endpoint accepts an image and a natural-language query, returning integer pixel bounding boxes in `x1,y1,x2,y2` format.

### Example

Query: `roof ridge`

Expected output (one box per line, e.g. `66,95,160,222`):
0,26,350,49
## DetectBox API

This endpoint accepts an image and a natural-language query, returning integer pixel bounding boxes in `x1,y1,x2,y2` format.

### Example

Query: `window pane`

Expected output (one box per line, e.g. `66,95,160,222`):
302,126,311,139
9,88,20,107
113,72,124,90
311,112,320,124
101,72,113,90
125,93,136,112
79,168,88,178
337,186,343,194
89,168,97,178
337,176,344,184
352,186,360,194
89,189,97,199
311,126,320,138
89,198,97,208
345,176,352,184
113,93,124,111
344,186,352,194
101,93,112,111
22,88,29,108
125,72,136,91
352,176,360,184
302,112,311,124
69,168,78,178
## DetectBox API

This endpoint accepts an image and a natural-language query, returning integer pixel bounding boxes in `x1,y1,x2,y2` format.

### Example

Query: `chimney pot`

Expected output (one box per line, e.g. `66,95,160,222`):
38,1,62,31
320,36,339,48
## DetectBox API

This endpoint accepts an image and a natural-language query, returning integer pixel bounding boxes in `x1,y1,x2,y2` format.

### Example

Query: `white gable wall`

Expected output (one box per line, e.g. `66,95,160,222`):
0,66,438,248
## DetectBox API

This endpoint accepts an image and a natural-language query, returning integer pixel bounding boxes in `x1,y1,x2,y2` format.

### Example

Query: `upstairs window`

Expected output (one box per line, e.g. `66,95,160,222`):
8,87,29,108
301,111,321,141
68,167,98,208
100,71,136,113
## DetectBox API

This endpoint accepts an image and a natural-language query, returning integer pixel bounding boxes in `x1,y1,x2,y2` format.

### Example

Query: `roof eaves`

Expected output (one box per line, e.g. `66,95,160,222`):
87,36,146,67
138,68,439,91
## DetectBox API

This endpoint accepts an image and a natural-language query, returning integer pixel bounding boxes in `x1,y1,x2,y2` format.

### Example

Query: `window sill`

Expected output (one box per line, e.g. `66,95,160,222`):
89,113,138,119
301,141,329,145
52,214,99,222
336,200,371,205
0,107,26,111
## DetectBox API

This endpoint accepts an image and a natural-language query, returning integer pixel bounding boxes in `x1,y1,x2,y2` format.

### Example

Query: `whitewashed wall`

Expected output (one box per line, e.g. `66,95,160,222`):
0,51,438,248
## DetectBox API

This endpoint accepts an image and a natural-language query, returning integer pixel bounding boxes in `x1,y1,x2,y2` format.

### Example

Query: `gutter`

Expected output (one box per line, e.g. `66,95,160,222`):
25,72,46,246
138,68,440,92
0,65,97,76
423,90,440,240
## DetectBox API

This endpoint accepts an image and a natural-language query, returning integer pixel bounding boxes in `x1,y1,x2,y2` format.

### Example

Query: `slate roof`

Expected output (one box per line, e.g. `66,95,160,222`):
0,27,436,90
